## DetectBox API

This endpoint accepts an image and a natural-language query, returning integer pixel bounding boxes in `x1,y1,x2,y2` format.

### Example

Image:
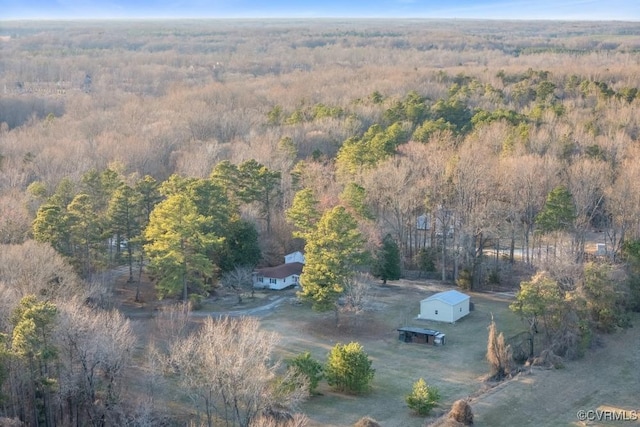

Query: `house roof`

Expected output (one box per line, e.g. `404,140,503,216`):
422,290,469,305
255,262,304,279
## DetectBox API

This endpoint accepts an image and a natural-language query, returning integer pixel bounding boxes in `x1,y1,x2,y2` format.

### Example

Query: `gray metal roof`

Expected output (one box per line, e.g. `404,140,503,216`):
422,289,469,305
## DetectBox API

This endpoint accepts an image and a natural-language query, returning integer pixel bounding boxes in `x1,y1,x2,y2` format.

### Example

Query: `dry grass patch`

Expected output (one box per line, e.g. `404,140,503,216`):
471,313,640,427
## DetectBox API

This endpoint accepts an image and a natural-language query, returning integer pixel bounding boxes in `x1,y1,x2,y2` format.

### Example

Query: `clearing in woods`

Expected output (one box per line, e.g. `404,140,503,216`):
113,274,639,427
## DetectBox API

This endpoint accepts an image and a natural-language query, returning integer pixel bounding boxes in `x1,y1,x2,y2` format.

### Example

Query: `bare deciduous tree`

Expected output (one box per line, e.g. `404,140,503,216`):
448,399,474,425
56,299,136,426
152,301,192,350
451,139,501,288
565,158,610,262
604,146,640,257
486,316,512,381
162,316,308,427
0,240,83,304
0,192,31,244
340,273,373,316
363,146,428,266
221,266,256,303
498,154,558,266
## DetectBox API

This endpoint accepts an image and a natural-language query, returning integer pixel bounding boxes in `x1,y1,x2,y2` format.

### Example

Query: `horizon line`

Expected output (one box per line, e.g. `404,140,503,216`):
2,16,639,22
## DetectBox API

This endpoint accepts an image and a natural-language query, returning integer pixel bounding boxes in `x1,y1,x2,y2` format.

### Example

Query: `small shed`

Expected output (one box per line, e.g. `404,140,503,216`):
419,290,470,323
397,327,445,345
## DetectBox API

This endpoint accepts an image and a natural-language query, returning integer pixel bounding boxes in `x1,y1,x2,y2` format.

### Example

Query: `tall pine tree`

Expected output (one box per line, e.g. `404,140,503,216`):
144,194,221,300
299,206,364,311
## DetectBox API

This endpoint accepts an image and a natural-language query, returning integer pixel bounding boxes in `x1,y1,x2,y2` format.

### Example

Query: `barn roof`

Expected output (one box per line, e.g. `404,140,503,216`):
255,262,304,279
423,290,469,305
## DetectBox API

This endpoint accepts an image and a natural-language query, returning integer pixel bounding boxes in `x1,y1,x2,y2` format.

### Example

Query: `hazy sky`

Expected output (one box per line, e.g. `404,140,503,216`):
2,0,640,20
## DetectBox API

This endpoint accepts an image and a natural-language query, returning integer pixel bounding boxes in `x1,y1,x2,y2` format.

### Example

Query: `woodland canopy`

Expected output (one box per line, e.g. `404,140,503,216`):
0,18,639,425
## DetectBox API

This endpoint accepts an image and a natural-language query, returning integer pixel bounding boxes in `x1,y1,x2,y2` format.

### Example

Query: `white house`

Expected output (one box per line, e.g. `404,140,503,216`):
253,252,305,290
418,290,470,323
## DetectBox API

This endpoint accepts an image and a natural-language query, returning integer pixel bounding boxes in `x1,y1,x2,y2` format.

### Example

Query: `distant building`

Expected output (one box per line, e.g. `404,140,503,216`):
284,251,305,264
417,214,430,230
253,251,304,290
419,290,470,323
417,209,455,237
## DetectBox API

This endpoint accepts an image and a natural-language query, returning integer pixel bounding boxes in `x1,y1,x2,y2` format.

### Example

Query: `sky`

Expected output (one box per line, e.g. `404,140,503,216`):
2,0,640,20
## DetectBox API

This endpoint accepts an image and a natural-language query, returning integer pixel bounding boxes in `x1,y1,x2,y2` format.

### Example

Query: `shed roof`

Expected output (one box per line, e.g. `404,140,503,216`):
422,290,469,306
398,326,442,336
255,262,303,279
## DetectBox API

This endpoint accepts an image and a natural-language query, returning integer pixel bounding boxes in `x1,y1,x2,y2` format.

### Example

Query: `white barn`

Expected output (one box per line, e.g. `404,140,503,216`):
419,290,470,323
253,251,305,290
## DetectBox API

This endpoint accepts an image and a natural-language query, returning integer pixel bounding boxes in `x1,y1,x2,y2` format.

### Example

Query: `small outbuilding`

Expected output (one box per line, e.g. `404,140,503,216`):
419,290,470,323
397,327,445,345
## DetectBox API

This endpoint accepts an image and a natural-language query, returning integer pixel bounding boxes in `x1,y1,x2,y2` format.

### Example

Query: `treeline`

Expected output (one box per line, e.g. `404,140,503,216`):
1,21,640,284
28,159,288,298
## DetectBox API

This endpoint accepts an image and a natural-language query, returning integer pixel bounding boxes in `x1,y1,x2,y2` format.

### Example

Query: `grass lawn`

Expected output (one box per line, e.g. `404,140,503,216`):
471,312,640,427
118,275,638,427
259,280,523,427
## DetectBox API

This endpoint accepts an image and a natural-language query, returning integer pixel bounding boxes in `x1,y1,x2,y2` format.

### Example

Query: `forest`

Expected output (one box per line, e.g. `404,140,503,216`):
1,18,640,426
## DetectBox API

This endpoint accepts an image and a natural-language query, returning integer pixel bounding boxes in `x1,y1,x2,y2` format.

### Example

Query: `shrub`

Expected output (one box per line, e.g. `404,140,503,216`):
188,293,203,310
353,416,381,427
487,268,500,285
0,418,23,427
325,342,374,395
405,378,440,416
251,411,309,427
456,268,472,290
448,399,474,425
415,248,437,273
287,352,324,394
